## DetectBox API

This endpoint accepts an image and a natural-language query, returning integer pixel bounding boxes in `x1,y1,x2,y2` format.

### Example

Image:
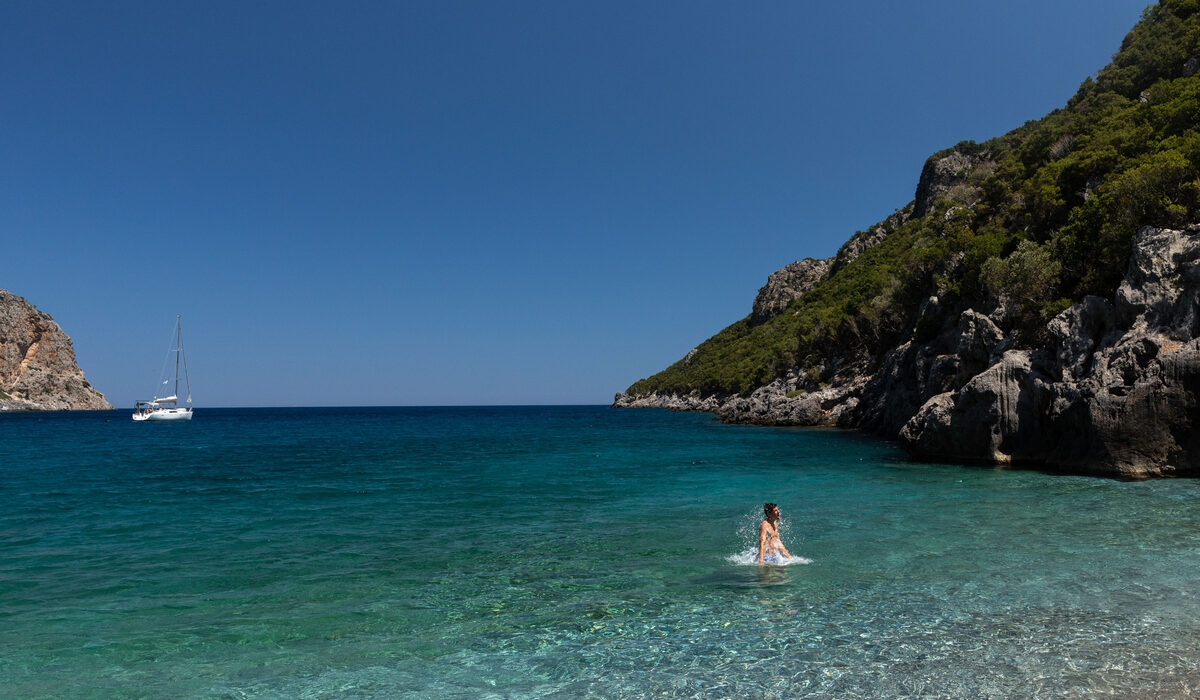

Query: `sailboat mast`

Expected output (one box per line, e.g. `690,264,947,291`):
179,315,191,403
174,315,181,399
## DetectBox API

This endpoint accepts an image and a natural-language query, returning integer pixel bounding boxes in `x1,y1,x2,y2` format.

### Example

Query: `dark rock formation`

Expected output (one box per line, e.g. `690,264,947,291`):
0,289,112,411
617,4,1200,478
615,225,1200,478
904,224,1200,477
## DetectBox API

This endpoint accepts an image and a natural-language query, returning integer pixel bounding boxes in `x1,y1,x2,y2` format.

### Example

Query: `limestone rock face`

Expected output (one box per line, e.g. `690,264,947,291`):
0,290,112,411
750,257,832,323
899,349,1054,465
851,308,1008,436
828,206,912,276
612,391,725,414
912,149,994,218
899,225,1200,477
617,225,1200,477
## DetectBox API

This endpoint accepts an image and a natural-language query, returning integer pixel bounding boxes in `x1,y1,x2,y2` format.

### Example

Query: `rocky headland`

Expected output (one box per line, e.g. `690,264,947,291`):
616,221,1200,478
616,2,1200,477
0,289,112,411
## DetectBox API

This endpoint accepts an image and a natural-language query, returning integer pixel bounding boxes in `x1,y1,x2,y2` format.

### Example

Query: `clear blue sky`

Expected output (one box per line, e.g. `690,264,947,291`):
1,1,1150,407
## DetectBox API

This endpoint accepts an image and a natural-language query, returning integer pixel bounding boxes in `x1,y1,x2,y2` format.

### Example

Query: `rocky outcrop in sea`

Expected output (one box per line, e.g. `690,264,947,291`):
0,289,112,411
615,223,1200,478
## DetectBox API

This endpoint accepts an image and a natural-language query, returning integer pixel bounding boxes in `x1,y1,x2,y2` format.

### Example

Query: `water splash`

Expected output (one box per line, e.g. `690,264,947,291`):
729,505,812,565
726,549,812,566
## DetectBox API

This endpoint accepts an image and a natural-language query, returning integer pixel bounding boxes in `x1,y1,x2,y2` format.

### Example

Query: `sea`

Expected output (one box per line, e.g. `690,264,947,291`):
2,406,1198,698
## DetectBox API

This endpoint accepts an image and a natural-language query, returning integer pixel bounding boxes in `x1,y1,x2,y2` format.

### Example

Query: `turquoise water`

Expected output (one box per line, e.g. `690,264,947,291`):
2,406,1199,697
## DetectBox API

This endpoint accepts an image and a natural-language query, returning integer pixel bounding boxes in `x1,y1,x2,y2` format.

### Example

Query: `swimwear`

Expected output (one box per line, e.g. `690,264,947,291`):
762,554,785,564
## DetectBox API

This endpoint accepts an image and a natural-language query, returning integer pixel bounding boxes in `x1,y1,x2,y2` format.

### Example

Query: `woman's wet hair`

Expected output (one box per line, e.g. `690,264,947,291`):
763,502,778,517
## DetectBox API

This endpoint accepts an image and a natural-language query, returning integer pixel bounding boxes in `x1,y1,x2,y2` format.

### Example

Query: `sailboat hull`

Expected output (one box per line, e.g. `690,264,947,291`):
132,407,193,421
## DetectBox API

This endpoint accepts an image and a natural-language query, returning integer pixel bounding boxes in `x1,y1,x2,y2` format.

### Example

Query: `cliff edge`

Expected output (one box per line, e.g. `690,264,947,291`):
617,2,1200,477
0,290,113,411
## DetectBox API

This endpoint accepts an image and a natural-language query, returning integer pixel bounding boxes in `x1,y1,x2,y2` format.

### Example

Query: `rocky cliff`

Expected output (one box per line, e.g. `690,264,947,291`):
616,224,1200,477
0,290,112,411
616,2,1200,478
897,226,1200,476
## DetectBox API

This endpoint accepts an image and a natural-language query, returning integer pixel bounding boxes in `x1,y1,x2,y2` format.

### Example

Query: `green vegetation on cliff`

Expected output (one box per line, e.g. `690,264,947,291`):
628,0,1200,398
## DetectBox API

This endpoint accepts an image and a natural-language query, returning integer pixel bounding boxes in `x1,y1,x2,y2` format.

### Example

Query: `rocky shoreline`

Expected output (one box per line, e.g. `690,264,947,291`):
616,224,1200,478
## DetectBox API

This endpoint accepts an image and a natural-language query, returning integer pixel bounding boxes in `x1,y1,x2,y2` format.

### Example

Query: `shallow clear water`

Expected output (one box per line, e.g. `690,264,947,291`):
1,406,1198,697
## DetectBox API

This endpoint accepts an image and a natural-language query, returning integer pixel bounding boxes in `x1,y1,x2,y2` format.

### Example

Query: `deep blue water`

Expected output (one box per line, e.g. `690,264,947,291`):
1,406,1198,697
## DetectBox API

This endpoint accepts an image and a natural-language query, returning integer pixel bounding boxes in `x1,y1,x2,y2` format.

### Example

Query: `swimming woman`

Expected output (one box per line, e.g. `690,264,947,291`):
758,502,792,565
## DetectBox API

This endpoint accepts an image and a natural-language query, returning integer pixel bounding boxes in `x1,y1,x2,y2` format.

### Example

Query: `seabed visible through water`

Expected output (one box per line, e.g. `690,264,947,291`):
1,406,1198,697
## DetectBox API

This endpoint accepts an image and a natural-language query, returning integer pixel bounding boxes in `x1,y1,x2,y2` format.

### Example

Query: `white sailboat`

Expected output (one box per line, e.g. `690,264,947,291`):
133,315,193,421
